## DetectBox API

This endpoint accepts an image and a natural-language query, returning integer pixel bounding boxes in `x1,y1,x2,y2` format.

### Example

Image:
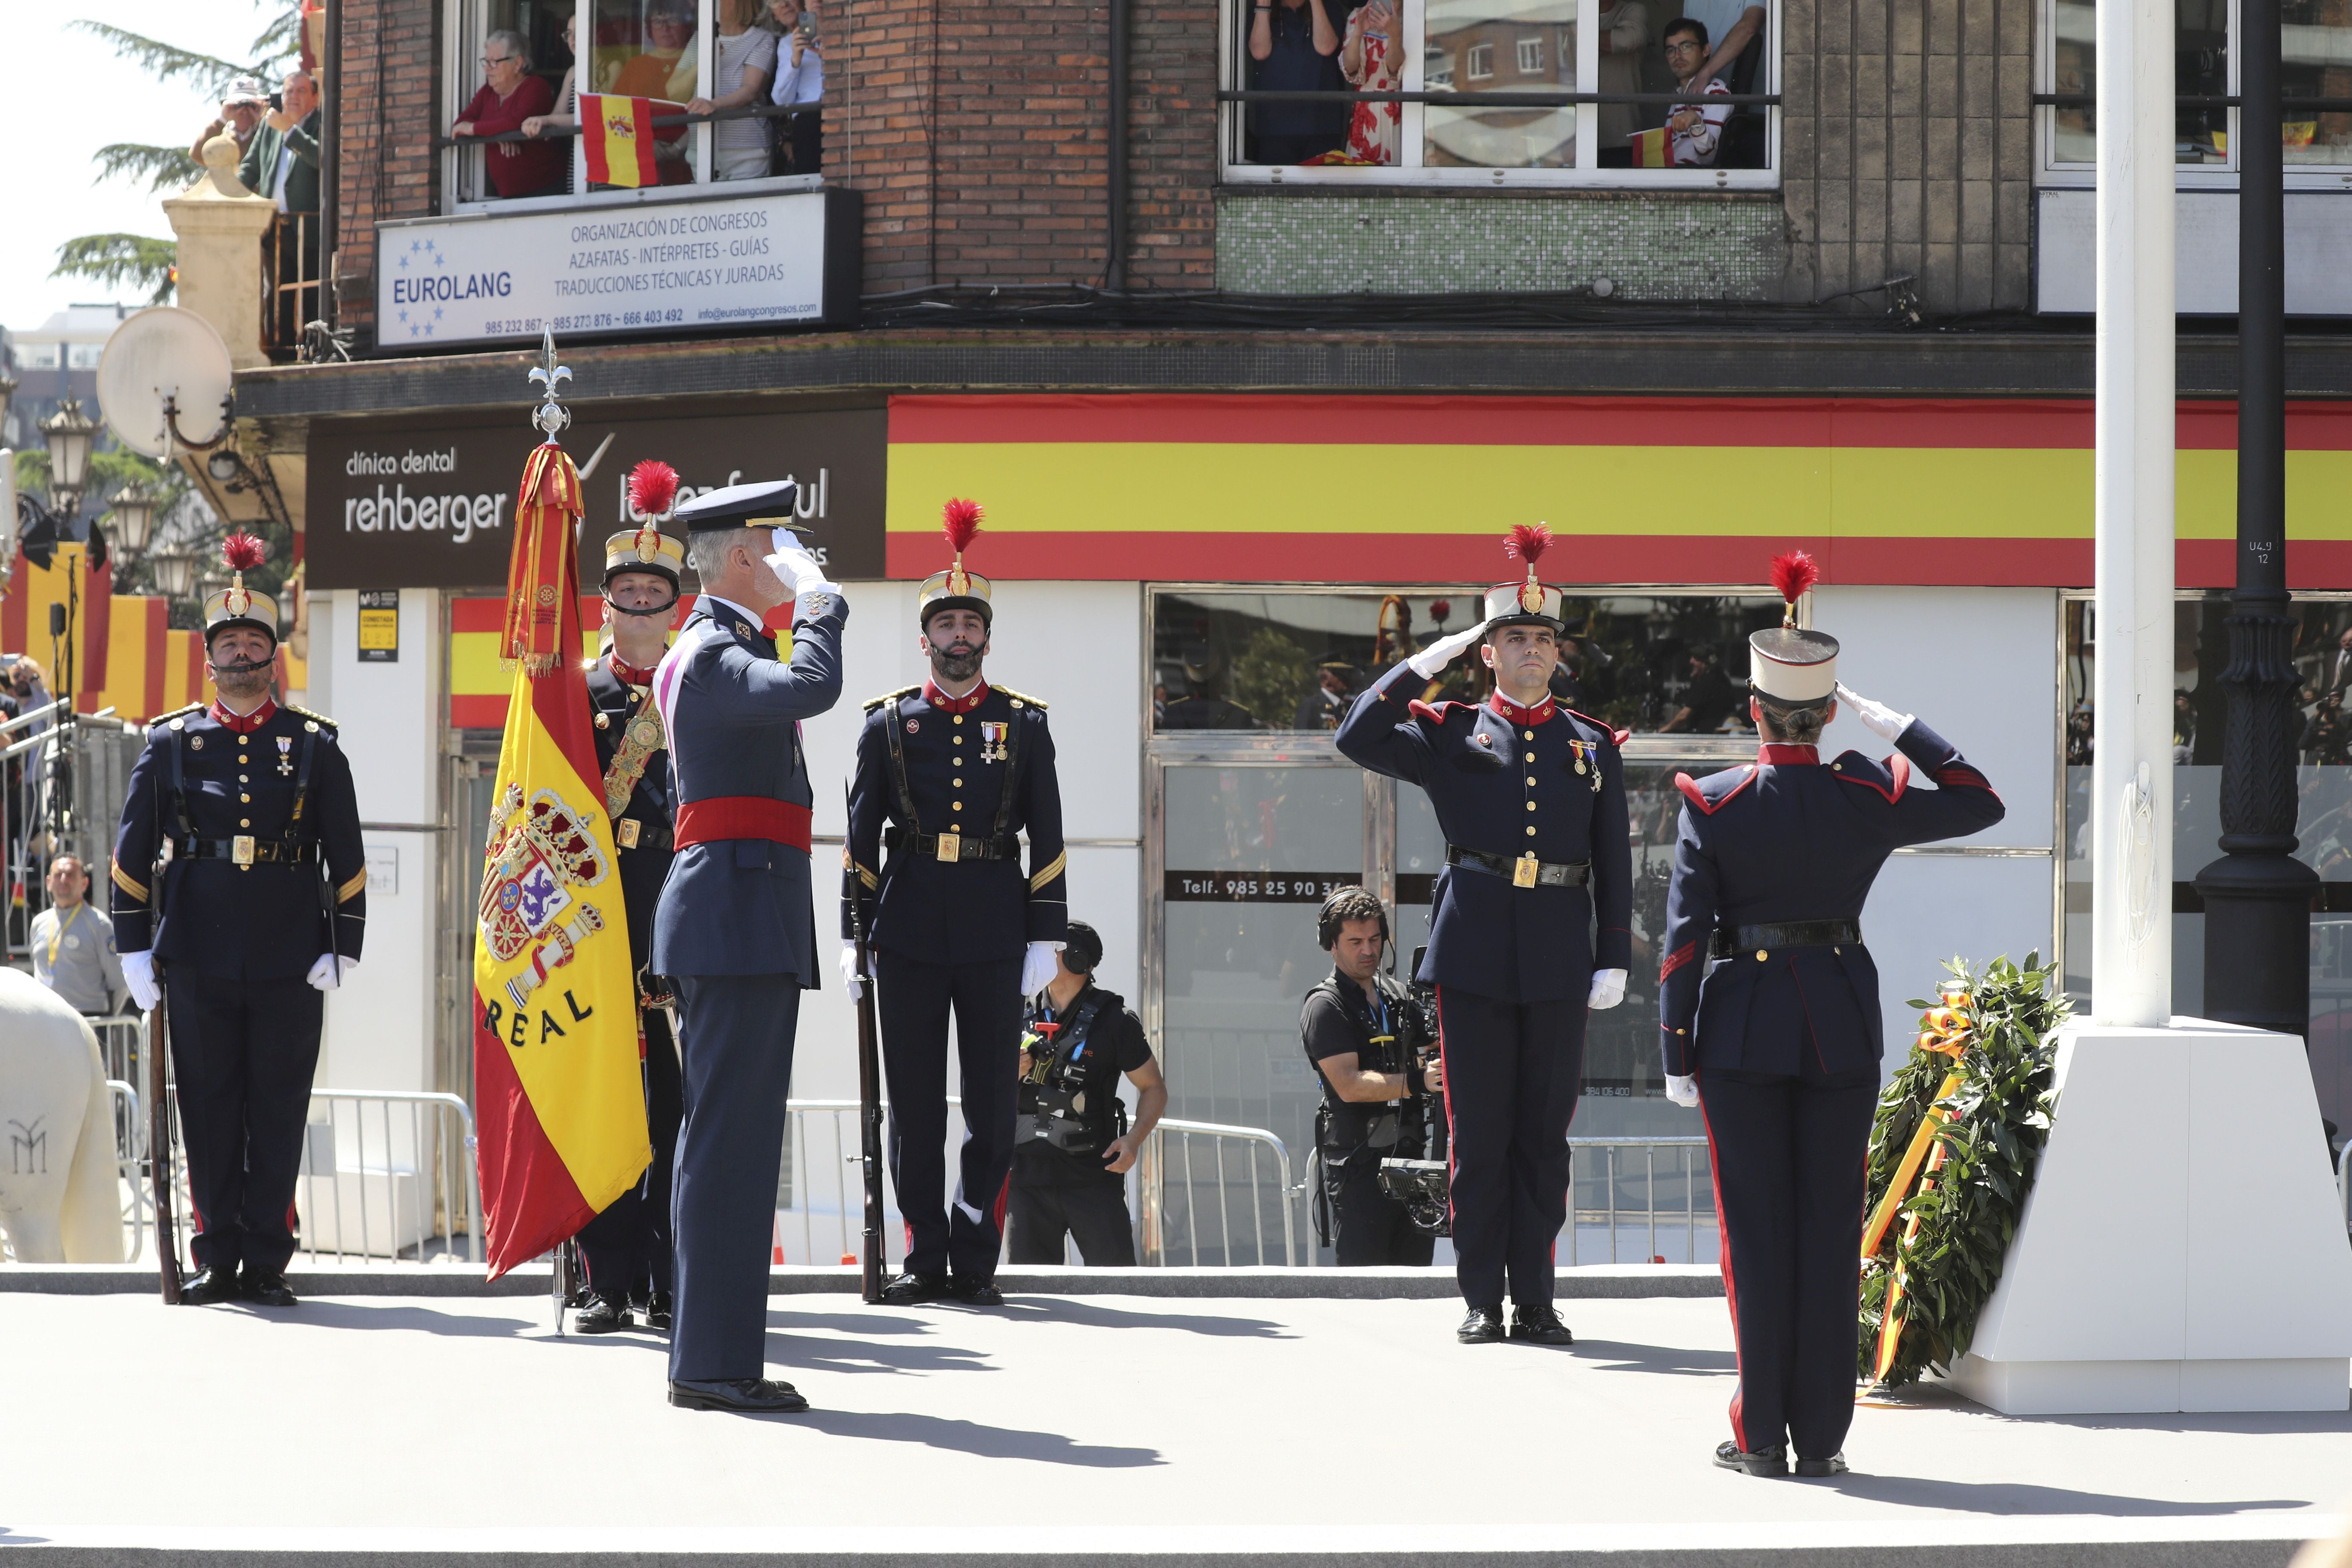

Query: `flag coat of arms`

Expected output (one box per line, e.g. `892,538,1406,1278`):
472,438,649,1277
581,93,658,188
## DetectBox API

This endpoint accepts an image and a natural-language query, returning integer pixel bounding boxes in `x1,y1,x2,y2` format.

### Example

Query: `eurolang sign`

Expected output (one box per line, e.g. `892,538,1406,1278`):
305,407,886,591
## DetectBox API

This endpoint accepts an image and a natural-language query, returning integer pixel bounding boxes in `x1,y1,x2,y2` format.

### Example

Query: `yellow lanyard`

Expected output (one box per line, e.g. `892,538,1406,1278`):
47,902,82,966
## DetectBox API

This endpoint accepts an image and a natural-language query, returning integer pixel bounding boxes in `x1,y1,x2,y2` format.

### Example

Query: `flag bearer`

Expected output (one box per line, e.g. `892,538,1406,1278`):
1658,553,2004,1478
111,532,367,1308
1336,524,1633,1346
649,478,847,1413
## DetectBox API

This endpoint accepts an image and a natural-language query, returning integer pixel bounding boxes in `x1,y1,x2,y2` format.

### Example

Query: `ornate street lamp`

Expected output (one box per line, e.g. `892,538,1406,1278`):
107,484,160,557
148,548,200,601
41,397,98,521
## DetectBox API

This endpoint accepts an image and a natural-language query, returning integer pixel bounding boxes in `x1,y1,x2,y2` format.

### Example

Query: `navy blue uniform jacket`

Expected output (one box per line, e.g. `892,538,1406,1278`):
1657,720,2004,1078
1336,662,1633,1004
110,700,367,980
842,680,1068,965
649,592,846,984
588,658,674,968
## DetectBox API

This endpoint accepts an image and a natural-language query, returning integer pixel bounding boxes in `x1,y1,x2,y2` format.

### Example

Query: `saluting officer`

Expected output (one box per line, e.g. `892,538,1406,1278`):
843,499,1067,1308
1658,553,2003,1479
1337,525,1632,1345
572,497,689,1334
111,532,366,1308
649,478,847,1414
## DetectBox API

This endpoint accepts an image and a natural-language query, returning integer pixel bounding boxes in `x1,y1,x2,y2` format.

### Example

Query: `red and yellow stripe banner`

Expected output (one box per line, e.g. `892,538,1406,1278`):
884,395,2352,588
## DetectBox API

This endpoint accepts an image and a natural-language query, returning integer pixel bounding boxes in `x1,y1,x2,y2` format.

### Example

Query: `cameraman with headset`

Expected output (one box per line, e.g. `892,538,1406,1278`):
1302,887,1446,1265
1008,920,1167,1266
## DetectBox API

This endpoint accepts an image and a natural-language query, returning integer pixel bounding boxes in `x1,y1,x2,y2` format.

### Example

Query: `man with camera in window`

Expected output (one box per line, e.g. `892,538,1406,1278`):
1302,887,1446,1266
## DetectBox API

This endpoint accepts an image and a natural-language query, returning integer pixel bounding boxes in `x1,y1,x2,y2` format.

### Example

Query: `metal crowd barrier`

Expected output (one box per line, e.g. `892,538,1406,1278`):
1563,1136,1716,1265
1141,1118,1298,1268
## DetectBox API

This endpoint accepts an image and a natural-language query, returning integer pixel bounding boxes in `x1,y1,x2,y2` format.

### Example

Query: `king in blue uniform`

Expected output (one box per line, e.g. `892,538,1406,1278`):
110,533,366,1308
1657,554,2004,1477
843,500,1067,1307
1337,525,1633,1344
571,519,688,1334
649,478,847,1413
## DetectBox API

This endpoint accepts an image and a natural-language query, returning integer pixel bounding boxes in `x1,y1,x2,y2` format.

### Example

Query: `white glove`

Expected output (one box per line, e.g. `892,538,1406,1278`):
1020,941,1063,997
122,950,161,1013
306,953,357,991
766,528,842,601
1665,1073,1700,1108
1587,968,1627,1010
839,938,866,1001
1833,682,1913,743
1407,621,1488,679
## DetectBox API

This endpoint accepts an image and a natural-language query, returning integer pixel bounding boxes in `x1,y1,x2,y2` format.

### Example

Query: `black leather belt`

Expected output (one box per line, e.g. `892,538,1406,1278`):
1709,919,1864,960
616,818,674,852
886,825,1020,863
176,836,318,866
1446,845,1590,888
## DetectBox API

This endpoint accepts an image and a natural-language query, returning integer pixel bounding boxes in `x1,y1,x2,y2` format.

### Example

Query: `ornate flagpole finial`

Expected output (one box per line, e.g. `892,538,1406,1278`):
528,326,573,438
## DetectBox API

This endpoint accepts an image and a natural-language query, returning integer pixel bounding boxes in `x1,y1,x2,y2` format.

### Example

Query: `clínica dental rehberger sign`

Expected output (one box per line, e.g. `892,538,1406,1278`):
374,187,860,350
305,408,886,590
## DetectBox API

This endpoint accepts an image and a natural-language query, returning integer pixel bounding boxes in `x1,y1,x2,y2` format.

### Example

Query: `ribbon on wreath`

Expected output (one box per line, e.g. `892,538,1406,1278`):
1864,985,1974,1384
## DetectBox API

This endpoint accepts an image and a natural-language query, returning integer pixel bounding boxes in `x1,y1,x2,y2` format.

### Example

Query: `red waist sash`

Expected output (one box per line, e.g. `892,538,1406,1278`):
673,796,813,852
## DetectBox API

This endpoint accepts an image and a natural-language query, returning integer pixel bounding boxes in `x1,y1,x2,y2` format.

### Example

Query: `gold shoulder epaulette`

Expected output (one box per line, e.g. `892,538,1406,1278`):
862,685,920,713
285,704,339,729
996,686,1050,712
151,702,203,724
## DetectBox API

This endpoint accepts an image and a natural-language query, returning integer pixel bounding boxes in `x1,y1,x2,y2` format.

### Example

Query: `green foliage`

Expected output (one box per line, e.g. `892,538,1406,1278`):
68,21,269,94
51,236,178,305
1858,952,2067,1387
15,449,52,502
95,143,202,194
1228,624,1316,728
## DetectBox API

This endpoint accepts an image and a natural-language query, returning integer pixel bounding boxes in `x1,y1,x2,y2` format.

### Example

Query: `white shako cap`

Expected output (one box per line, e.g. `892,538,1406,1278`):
1749,551,1838,707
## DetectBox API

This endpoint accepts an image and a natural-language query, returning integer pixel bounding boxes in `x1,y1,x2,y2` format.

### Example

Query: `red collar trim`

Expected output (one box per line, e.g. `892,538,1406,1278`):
608,654,659,688
924,678,990,715
208,698,277,734
1758,743,1819,765
1488,692,1556,725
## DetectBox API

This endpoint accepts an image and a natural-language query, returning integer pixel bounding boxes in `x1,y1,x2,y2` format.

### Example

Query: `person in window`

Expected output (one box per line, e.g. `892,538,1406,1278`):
688,0,777,180
612,0,702,182
2306,690,2352,767
1658,17,1732,166
1246,0,1349,164
452,31,561,198
521,14,582,144
1160,642,1260,729
1337,0,1401,164
1295,659,1360,730
1658,646,1741,734
767,0,826,175
1595,0,1651,154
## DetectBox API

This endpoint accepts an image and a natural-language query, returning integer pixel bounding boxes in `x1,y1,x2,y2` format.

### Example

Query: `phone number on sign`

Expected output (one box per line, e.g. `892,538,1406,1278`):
1163,872,1361,903
477,309,687,335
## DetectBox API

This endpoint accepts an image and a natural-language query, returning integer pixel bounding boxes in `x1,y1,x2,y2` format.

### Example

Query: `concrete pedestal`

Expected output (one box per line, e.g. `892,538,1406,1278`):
1949,1017,2352,1413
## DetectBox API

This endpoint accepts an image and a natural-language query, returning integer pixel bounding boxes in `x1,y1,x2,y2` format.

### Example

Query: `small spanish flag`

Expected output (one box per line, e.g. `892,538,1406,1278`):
581,93,658,188
1629,126,1673,168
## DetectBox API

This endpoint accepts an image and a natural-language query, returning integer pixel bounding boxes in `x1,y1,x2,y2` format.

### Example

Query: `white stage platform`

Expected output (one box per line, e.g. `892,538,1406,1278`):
0,1289,2346,1565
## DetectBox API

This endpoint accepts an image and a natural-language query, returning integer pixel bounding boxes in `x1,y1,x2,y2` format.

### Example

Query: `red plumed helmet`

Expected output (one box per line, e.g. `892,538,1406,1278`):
1504,522,1553,568
222,531,268,572
1768,550,1819,627
942,497,984,554
627,459,680,519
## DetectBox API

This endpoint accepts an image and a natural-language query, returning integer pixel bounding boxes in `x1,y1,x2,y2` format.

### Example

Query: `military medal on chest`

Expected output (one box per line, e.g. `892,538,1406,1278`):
980,720,1009,764
277,736,295,777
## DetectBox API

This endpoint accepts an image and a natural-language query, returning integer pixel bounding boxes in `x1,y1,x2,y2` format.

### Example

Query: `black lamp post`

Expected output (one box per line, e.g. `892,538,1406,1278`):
2196,0,2318,1045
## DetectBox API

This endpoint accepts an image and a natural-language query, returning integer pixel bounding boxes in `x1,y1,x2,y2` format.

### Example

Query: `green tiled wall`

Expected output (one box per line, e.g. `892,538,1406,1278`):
1215,190,1788,298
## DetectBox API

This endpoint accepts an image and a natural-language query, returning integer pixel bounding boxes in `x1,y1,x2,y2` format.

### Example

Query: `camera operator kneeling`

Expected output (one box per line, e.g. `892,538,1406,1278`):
1303,888,1446,1266
1007,921,1167,1266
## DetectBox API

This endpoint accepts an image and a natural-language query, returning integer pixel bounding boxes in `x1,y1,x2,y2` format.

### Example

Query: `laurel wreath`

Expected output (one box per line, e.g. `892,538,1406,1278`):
1858,952,2069,1388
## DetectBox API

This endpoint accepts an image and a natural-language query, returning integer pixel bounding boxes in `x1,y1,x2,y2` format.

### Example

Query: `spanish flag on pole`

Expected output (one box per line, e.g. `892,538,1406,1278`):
1629,126,1673,167
581,93,659,188
472,435,649,1277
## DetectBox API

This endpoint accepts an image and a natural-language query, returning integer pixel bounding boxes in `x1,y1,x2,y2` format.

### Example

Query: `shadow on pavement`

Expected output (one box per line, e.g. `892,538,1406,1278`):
991,1297,1295,1338
793,1408,1165,1466
1571,1338,1740,1375
274,1301,544,1338
765,1324,998,1376
1814,1472,2313,1517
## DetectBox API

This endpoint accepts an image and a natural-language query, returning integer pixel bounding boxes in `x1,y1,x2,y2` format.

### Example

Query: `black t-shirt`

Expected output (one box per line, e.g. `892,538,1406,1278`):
1019,983,1152,1111
1302,968,1426,1149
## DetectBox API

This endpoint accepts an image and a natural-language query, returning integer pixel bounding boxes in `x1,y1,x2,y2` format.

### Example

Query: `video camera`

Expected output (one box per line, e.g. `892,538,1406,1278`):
1375,1157,1451,1234
1020,1018,1125,1155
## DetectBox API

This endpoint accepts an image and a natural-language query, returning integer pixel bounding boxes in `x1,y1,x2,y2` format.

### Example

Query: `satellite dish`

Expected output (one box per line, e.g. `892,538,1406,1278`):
96,306,235,459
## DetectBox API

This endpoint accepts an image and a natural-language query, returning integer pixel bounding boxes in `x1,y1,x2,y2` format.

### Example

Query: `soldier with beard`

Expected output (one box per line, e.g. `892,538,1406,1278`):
842,499,1067,1307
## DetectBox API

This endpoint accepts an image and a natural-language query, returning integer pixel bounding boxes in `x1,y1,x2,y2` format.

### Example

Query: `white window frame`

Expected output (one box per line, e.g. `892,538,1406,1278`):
1217,0,1779,190
1515,34,1545,74
2035,0,2352,191
441,0,819,216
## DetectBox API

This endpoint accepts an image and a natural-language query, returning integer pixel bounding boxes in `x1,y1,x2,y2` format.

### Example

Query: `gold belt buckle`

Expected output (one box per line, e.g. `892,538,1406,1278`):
232,835,257,867
616,818,642,849
1512,853,1539,888
935,830,962,863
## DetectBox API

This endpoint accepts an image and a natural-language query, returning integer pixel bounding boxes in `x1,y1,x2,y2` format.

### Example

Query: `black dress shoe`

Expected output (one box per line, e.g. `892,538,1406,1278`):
668,1377,809,1413
640,1292,673,1331
951,1277,1005,1307
1509,1305,1575,1345
1713,1439,1789,1476
241,1268,299,1308
180,1265,240,1306
1457,1305,1506,1343
574,1295,629,1334
1795,1452,1850,1478
879,1271,952,1306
